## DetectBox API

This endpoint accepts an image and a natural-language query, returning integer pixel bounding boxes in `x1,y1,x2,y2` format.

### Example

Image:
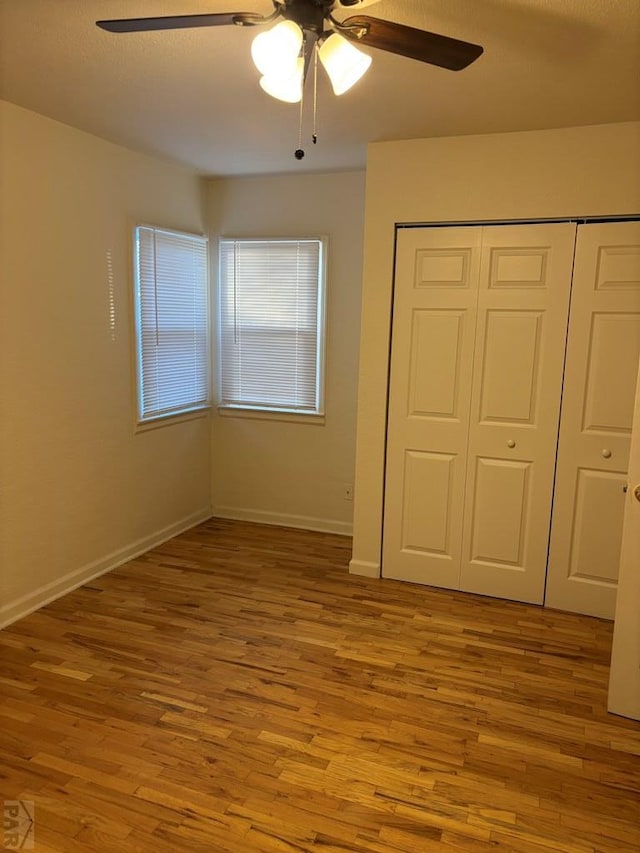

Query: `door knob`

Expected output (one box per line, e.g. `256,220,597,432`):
634,485,640,503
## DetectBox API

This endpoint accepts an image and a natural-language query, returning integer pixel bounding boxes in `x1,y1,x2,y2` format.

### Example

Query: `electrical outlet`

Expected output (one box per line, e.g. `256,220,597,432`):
343,484,353,501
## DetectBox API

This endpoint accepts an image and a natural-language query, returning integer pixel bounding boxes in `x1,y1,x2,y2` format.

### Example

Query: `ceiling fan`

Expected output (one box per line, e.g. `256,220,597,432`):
97,0,483,157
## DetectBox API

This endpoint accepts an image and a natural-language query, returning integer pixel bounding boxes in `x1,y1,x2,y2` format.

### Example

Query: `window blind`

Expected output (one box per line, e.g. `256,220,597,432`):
218,239,325,414
135,225,210,421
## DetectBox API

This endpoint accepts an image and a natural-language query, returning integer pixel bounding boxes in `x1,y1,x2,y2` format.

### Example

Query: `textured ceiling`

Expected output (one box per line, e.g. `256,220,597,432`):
1,0,639,176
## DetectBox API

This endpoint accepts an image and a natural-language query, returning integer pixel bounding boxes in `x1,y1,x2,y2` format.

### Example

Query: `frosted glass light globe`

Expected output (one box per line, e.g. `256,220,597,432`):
251,21,303,78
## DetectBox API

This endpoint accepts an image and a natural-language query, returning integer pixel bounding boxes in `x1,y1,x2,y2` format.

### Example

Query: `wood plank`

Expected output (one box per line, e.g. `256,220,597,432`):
1,518,639,852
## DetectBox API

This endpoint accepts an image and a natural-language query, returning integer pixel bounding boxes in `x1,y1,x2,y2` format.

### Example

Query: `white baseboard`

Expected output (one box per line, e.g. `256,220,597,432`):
212,505,352,537
349,558,381,578
0,507,213,629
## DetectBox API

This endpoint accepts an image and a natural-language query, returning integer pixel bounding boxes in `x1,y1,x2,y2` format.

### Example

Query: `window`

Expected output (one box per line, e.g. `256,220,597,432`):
134,225,210,423
218,238,326,416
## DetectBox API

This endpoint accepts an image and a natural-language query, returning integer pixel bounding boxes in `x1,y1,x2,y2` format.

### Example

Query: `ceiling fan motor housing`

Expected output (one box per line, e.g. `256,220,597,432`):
279,0,334,35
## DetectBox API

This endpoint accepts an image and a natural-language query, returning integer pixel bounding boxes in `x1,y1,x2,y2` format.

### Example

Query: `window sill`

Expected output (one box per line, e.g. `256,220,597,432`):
135,406,210,433
217,405,325,426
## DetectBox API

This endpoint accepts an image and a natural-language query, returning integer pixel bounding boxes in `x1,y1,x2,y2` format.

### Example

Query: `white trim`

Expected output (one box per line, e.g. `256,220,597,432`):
217,406,325,426
0,508,213,629
136,406,210,433
349,558,381,578
212,506,352,537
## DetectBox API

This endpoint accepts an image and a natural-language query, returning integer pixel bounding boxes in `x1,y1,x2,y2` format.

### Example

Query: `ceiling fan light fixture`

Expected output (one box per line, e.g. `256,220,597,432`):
318,32,372,95
251,20,303,77
259,57,304,103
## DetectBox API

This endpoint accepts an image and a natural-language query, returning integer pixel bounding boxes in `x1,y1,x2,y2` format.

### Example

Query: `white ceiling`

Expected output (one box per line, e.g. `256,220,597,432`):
1,0,639,177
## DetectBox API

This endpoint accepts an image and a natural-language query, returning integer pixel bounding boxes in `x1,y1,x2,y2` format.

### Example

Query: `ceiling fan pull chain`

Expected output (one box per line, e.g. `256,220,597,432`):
295,72,305,160
312,46,318,145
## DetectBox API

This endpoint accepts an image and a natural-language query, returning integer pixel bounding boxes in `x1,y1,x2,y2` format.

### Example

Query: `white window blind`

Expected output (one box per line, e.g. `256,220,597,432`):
134,225,210,422
218,238,325,414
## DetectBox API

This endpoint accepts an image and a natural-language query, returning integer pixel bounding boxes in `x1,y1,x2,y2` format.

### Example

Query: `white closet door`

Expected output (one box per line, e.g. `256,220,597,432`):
383,223,576,602
546,221,640,618
459,223,577,604
382,227,482,587
608,357,640,720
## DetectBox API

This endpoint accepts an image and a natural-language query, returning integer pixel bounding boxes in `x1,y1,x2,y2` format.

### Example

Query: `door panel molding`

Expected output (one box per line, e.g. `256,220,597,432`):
478,310,543,425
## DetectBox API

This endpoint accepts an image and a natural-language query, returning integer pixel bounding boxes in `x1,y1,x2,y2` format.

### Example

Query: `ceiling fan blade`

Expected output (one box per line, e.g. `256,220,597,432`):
96,12,263,34
340,15,483,71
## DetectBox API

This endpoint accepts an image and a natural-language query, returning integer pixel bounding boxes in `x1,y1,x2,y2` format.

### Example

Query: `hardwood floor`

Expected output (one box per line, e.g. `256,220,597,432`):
1,517,639,852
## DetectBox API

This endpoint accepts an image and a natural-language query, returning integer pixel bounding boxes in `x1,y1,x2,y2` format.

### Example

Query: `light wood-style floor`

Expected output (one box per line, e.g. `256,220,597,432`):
1,518,639,852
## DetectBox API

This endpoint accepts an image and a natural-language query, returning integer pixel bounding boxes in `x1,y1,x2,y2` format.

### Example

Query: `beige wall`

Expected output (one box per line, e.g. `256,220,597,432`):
207,171,365,534
0,101,211,626
351,122,640,576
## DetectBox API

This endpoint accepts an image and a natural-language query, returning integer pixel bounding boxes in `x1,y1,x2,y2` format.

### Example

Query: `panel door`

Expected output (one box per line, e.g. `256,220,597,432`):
382,227,482,587
608,353,640,720
546,221,640,618
459,223,577,604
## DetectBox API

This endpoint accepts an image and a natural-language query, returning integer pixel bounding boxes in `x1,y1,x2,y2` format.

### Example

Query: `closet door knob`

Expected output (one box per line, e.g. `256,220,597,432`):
601,449,612,459
634,485,640,504
507,439,516,448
